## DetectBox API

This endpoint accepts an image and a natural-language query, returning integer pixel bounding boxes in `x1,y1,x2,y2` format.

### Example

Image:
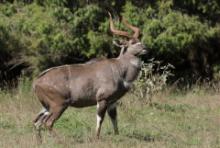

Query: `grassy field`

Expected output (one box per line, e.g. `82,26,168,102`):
0,81,220,148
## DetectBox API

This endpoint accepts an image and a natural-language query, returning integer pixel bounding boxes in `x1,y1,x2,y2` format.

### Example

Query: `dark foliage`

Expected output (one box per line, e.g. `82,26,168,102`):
0,0,220,87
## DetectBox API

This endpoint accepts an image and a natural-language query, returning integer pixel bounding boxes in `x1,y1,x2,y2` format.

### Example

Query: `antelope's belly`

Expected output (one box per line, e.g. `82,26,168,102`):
69,98,97,107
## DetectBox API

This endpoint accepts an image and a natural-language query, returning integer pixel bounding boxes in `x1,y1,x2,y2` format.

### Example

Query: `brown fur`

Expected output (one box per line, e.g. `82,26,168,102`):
33,15,147,141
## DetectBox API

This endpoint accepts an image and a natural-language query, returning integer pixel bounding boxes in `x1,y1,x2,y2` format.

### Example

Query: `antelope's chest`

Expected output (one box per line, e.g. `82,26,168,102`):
108,81,129,103
123,80,132,89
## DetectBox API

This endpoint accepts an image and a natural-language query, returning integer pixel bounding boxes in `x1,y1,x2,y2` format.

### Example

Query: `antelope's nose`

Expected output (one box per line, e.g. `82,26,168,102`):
141,49,147,55
141,46,148,55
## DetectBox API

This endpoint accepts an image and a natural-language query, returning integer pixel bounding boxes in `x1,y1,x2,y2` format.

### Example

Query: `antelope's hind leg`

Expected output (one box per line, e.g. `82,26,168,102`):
44,105,67,136
33,108,48,125
33,108,50,143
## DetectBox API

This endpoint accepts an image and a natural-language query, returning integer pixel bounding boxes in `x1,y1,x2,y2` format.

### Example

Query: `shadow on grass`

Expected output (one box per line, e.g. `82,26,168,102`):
152,102,192,113
125,132,156,142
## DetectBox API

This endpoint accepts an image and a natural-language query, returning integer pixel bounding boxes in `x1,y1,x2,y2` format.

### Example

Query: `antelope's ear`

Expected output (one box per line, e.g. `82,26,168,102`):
119,39,129,46
128,38,139,44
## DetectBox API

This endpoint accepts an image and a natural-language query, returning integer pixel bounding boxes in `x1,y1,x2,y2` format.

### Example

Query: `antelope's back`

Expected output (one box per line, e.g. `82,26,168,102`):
32,59,117,100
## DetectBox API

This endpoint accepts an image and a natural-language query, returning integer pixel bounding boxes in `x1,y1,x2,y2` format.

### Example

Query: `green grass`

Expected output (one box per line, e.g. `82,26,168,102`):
0,82,220,148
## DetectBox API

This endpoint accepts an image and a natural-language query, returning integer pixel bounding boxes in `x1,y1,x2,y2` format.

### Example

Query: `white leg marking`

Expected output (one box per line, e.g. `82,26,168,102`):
97,103,100,109
37,107,47,116
96,114,102,132
34,120,42,130
44,111,50,116
96,103,101,132
34,108,49,129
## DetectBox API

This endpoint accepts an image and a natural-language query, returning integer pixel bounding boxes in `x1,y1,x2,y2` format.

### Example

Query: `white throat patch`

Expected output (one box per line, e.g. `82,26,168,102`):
130,59,141,67
135,42,142,45
123,81,131,89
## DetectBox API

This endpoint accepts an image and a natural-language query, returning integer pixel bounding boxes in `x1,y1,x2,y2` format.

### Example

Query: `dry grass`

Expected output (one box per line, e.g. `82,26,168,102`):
0,83,220,148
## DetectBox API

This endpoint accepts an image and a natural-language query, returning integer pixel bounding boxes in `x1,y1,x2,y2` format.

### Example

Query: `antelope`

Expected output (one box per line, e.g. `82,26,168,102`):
33,13,147,141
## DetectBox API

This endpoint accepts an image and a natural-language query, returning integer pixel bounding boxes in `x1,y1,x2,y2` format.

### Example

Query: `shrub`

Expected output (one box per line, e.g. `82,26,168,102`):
131,59,174,104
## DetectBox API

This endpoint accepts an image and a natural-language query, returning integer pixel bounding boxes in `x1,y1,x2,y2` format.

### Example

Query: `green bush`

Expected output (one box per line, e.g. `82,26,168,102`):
0,3,111,75
0,0,220,85
122,1,220,79
131,59,174,104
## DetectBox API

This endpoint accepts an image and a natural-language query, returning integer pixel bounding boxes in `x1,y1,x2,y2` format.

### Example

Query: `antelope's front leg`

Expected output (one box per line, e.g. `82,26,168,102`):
96,100,107,139
107,103,119,135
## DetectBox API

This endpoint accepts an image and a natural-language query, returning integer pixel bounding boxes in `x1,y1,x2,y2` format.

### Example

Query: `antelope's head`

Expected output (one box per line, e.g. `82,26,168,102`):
109,13,147,57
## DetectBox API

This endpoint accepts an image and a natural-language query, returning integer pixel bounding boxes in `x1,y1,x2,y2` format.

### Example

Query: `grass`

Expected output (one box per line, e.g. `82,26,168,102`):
0,80,220,148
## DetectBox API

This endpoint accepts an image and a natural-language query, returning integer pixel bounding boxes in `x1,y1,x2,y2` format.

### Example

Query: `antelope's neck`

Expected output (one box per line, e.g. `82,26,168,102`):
119,54,142,83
